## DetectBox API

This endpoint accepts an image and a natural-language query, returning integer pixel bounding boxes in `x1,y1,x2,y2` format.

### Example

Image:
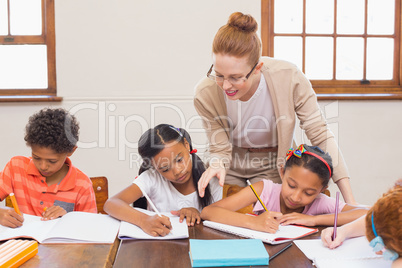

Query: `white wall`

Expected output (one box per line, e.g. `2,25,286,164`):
0,0,401,206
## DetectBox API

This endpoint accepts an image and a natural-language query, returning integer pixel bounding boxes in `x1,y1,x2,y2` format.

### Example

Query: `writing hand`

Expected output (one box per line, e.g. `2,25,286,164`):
0,207,24,228
321,226,347,249
251,211,282,233
41,205,67,220
140,215,172,237
171,207,201,226
198,166,226,197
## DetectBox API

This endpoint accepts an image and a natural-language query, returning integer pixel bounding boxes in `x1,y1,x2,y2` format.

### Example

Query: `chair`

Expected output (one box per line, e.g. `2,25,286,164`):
90,176,109,214
222,184,254,214
4,176,109,214
323,189,330,197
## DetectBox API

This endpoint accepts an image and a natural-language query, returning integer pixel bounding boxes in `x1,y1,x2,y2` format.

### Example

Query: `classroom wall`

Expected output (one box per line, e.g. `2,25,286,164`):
1,0,401,206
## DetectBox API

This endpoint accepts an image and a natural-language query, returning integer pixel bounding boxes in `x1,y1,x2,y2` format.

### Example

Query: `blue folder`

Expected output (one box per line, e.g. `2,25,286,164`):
189,239,269,267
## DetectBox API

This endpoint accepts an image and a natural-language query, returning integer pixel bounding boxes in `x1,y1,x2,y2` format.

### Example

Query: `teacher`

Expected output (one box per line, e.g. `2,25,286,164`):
194,12,357,204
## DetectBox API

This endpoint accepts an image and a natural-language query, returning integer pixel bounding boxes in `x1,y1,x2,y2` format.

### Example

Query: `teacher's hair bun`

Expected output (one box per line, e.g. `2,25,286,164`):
228,12,258,33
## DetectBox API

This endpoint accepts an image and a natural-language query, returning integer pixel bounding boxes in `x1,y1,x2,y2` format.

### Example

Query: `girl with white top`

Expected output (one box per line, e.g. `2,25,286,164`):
104,124,222,237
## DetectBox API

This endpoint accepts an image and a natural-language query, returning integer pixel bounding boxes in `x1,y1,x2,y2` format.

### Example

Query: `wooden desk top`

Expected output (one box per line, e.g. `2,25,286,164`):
114,223,323,268
17,238,120,268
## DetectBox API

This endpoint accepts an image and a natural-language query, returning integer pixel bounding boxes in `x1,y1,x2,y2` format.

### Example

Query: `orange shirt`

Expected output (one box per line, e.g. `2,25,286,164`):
0,156,97,216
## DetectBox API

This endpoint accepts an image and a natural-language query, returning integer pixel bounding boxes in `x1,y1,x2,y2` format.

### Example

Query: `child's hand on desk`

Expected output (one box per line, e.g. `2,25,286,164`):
140,215,172,237
251,211,282,233
278,212,316,226
0,207,24,228
41,206,67,221
171,207,201,226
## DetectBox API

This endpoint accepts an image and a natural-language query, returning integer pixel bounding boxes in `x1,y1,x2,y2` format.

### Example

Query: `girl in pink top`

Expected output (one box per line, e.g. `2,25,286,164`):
201,144,367,233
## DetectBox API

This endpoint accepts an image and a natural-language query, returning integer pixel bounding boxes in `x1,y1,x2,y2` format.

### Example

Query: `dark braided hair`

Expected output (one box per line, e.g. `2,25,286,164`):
285,144,333,187
137,124,213,208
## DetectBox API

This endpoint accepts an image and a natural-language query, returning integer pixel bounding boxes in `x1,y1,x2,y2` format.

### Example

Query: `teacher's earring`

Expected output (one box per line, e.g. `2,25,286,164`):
190,149,197,154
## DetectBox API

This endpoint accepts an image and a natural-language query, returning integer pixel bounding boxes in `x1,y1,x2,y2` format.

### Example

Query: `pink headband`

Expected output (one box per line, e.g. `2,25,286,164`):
286,144,332,178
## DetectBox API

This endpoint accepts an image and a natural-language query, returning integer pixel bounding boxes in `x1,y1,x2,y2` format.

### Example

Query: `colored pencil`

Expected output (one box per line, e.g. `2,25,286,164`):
332,191,340,240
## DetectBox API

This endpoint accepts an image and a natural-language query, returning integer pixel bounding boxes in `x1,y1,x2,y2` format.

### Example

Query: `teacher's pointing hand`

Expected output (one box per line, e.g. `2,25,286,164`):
198,166,226,197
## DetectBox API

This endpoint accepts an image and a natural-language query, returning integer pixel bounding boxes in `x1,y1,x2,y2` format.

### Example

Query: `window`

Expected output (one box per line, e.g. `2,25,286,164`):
0,0,60,102
261,0,402,99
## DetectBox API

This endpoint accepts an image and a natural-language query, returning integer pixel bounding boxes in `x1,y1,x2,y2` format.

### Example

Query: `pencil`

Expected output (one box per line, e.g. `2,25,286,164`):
246,180,269,212
9,193,21,216
269,243,292,261
332,191,340,240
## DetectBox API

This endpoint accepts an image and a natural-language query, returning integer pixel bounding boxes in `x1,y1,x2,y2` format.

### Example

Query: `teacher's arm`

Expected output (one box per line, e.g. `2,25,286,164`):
194,84,232,197
290,67,356,204
335,177,357,205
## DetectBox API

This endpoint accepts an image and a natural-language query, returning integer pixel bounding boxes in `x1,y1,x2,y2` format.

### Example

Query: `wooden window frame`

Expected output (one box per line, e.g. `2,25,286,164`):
0,0,61,102
261,0,402,100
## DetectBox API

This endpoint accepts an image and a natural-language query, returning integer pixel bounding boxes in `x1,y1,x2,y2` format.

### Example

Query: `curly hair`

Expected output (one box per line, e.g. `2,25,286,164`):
24,108,79,153
365,180,402,256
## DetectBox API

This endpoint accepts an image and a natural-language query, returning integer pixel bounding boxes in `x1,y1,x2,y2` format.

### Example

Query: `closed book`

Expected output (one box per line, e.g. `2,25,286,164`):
189,239,269,267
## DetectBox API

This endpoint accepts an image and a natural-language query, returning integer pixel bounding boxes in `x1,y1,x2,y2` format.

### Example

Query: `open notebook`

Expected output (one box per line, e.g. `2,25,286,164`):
203,220,317,245
0,212,120,244
118,208,189,240
294,237,393,268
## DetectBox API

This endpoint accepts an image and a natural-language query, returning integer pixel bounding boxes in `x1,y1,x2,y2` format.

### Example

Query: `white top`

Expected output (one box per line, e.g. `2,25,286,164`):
225,74,277,148
133,169,222,212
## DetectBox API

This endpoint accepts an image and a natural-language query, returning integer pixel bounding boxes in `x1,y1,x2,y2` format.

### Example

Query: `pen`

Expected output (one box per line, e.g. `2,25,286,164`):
9,193,21,216
269,243,292,261
141,190,162,217
246,180,269,212
141,189,174,235
332,191,340,240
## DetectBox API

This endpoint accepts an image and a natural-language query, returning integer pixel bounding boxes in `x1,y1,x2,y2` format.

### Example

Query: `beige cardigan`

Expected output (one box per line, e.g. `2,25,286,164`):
194,57,349,182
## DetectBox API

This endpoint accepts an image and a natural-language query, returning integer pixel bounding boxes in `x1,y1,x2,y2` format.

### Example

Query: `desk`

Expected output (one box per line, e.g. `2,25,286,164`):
16,238,120,268
114,223,323,268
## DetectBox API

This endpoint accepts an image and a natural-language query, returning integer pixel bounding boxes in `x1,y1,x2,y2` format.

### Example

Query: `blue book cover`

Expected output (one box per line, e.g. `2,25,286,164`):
189,239,269,267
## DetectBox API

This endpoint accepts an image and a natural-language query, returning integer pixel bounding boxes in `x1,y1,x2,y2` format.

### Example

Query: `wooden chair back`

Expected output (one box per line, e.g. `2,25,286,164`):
90,176,109,214
223,184,254,214
4,176,109,214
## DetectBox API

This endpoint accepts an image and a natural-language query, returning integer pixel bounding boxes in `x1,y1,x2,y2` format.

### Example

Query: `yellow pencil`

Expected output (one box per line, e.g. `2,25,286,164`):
9,193,21,216
246,180,269,212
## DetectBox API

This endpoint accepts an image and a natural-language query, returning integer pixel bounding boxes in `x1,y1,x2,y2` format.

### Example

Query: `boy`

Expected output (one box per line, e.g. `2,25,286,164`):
0,108,97,228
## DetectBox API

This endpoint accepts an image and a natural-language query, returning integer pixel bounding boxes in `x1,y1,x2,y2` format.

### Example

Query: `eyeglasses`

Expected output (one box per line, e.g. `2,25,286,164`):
206,62,258,85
